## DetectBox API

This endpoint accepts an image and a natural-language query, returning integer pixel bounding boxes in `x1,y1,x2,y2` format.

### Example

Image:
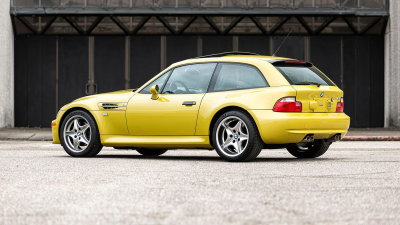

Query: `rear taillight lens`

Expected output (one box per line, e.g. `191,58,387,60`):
336,97,344,112
273,97,302,112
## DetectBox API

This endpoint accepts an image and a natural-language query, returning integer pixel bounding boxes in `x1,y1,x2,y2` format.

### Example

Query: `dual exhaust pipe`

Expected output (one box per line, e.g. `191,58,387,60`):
300,133,342,144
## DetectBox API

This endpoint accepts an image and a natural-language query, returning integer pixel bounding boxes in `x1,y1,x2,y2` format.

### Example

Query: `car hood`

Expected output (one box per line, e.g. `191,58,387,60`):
62,89,137,111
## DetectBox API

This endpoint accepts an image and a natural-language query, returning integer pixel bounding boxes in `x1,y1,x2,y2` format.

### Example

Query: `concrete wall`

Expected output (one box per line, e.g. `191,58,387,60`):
385,0,400,127
0,2,14,128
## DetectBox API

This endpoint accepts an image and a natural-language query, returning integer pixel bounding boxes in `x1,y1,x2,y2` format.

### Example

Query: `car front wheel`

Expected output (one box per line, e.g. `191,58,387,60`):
212,110,263,162
60,110,103,157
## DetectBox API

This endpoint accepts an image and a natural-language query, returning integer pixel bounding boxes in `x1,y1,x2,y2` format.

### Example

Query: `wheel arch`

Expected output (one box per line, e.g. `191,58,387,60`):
208,106,260,147
58,107,99,139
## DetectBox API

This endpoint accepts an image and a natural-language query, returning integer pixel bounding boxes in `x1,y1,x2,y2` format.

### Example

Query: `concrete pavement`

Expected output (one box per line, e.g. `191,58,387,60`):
0,141,399,224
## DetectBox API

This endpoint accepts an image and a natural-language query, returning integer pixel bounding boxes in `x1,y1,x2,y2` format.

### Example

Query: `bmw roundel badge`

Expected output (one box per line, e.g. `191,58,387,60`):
320,92,324,97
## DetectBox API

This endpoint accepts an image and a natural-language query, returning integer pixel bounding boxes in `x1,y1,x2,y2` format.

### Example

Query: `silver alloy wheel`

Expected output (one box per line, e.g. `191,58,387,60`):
216,116,249,157
63,115,91,152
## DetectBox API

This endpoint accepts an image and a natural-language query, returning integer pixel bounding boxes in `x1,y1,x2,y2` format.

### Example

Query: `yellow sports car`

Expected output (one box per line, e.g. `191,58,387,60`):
52,52,350,162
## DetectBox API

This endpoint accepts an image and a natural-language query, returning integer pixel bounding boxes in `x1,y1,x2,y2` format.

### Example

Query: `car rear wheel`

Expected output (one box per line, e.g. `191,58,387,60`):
60,110,103,157
212,110,263,162
136,149,168,156
286,140,331,158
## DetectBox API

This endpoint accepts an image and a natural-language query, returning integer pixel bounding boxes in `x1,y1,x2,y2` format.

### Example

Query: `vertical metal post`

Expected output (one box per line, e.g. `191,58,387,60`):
197,36,203,56
340,36,344,90
269,37,273,56
233,36,239,51
304,36,310,61
125,36,131,89
160,36,167,70
88,36,95,95
56,36,59,112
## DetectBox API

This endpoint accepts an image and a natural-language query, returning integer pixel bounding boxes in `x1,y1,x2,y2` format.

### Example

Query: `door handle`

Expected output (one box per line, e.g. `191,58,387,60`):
182,101,196,106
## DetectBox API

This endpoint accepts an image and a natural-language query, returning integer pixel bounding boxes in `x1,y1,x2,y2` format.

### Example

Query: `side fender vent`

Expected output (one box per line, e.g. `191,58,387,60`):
102,103,119,109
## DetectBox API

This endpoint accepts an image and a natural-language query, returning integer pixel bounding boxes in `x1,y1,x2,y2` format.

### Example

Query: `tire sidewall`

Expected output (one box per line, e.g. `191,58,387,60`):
212,110,258,161
60,110,98,157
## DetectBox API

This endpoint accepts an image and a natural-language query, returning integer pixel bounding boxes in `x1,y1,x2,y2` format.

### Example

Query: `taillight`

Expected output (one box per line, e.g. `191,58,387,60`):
273,97,302,112
336,97,344,112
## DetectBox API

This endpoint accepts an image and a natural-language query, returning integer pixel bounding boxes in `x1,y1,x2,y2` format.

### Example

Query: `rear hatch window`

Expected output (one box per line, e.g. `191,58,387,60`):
273,61,335,86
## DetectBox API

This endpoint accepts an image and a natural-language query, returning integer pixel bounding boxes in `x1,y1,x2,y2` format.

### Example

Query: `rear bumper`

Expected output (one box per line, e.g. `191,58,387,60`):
248,110,350,144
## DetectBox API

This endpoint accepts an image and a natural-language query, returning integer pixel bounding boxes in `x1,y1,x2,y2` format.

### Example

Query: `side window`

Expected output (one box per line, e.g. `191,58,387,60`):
162,63,217,94
212,63,268,92
139,70,171,94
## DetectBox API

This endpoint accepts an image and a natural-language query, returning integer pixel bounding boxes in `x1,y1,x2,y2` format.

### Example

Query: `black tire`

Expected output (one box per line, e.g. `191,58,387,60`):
287,139,331,158
136,149,168,156
59,110,103,157
212,110,263,162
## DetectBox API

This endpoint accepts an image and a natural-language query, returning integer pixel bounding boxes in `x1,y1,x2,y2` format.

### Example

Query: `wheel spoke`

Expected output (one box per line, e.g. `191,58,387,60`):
73,137,79,150
80,137,89,145
239,133,248,141
222,137,233,149
232,121,242,133
73,119,79,132
232,141,240,153
65,131,75,138
79,123,90,133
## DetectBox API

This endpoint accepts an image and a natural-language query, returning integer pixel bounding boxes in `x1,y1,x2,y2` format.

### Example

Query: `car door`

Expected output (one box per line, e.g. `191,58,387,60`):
126,63,217,136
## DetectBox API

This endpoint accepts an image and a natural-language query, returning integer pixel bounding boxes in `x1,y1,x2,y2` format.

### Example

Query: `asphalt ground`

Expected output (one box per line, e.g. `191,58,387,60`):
0,141,399,224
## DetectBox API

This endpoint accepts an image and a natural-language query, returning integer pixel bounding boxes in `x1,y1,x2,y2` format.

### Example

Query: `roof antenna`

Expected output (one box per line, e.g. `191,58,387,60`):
272,26,295,57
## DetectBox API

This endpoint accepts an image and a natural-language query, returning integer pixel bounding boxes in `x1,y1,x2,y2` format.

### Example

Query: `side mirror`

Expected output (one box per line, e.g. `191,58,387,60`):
150,85,159,100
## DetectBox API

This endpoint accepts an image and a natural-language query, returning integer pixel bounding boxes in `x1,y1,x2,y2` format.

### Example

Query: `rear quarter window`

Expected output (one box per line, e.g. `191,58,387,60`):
274,66,335,86
211,63,268,92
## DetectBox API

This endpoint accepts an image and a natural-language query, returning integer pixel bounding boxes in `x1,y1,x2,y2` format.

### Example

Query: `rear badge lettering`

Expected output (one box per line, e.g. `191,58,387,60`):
320,92,324,97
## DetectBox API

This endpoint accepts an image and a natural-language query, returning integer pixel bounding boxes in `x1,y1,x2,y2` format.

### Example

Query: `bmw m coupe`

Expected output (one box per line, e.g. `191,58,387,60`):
52,52,350,162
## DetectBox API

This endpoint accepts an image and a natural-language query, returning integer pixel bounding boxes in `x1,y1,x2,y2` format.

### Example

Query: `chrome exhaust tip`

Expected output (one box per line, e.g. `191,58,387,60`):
327,134,342,142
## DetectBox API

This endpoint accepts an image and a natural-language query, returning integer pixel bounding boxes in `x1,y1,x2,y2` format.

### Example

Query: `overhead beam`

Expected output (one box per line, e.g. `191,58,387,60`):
342,16,358,34
156,16,176,34
269,17,290,35
110,15,130,35
178,16,197,34
62,16,84,35
249,17,267,35
11,7,389,17
16,16,38,35
314,17,336,34
223,16,244,34
40,16,58,35
132,16,151,35
296,16,313,35
86,16,104,34
203,16,222,34
360,17,382,35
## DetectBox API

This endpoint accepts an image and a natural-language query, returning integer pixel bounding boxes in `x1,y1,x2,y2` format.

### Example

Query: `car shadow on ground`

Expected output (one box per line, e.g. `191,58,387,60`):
58,154,336,162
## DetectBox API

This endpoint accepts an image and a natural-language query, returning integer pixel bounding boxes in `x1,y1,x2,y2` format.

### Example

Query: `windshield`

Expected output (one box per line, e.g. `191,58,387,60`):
274,66,335,86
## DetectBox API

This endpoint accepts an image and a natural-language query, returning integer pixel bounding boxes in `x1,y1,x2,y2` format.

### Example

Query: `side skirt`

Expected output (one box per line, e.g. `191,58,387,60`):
101,135,213,149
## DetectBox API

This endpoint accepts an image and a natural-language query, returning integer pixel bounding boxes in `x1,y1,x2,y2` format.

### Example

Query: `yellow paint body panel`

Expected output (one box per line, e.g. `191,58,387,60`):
126,93,205,135
248,110,349,144
51,55,350,147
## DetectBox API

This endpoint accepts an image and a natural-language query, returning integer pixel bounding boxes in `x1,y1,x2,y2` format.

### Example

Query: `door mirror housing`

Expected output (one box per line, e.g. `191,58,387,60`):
150,85,160,100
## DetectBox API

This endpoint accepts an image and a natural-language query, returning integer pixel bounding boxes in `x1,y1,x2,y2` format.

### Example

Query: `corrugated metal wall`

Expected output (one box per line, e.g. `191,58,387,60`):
14,35,384,127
